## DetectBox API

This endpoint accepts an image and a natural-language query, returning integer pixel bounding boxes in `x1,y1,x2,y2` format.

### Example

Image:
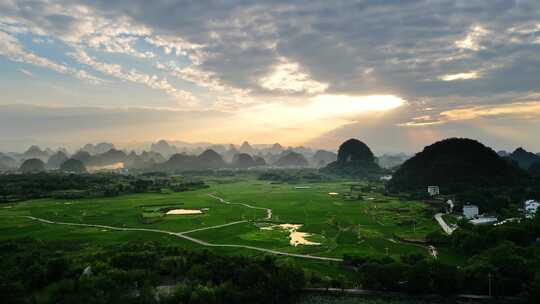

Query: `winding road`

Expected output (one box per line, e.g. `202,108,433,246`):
22,193,342,262
176,193,273,235
434,213,456,235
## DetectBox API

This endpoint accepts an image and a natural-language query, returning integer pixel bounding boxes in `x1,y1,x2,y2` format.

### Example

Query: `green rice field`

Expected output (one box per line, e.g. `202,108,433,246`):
0,176,463,275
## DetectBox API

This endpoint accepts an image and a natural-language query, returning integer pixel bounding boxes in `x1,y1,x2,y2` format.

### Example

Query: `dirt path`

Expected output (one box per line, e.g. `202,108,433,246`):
387,237,438,259
160,193,271,236
179,220,248,235
23,216,342,262
208,193,272,220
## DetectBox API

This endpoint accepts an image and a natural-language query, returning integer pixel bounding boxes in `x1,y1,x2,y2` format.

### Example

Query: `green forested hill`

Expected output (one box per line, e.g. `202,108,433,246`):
388,138,527,194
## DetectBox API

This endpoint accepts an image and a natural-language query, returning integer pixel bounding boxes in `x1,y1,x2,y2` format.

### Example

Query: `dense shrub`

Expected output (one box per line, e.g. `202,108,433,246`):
0,240,306,304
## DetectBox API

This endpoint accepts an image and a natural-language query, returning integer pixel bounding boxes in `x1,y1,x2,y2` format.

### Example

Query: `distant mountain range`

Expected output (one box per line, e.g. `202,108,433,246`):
376,153,412,169
507,147,540,170
2,139,539,174
0,139,343,172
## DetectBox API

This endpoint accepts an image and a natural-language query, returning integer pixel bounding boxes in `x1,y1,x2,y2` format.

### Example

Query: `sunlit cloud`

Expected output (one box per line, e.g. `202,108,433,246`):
440,101,540,121
455,25,489,51
232,94,406,143
401,101,540,127
438,71,481,81
507,22,540,35
259,58,328,94
398,120,445,127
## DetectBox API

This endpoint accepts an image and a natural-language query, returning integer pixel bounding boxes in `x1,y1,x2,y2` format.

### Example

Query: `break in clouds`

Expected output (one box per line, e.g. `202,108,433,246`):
1,0,540,152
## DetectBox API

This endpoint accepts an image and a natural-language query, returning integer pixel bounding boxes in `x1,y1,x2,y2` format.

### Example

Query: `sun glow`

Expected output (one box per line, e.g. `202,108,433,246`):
230,94,406,145
310,94,405,115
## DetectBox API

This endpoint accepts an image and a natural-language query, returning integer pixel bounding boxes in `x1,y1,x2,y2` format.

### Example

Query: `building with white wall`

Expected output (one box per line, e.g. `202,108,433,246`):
446,199,454,213
427,186,439,196
463,204,479,219
524,200,540,219
470,217,498,225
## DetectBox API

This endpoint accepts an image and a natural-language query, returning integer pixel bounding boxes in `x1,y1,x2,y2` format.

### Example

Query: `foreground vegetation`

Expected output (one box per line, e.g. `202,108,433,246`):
0,239,305,304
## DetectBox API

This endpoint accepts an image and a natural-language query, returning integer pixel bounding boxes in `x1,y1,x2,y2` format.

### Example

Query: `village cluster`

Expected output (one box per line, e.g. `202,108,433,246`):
428,185,539,230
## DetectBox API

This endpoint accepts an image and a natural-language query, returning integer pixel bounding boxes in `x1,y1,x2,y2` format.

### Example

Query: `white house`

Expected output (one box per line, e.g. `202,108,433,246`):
463,204,479,219
427,186,440,196
524,200,540,219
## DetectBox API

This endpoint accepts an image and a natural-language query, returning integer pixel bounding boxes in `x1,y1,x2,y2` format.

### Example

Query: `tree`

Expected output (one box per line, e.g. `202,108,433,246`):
274,152,309,167
46,151,69,169
232,153,256,168
19,158,45,173
336,139,376,164
59,159,87,173
388,138,528,194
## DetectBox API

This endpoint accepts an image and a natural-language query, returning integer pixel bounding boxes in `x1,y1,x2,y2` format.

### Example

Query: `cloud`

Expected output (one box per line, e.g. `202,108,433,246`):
438,71,481,81
18,68,34,77
307,103,540,153
4,0,540,106
156,61,233,93
400,101,540,129
0,104,230,148
0,31,102,83
69,49,197,107
71,1,538,100
309,94,405,115
258,57,328,94
87,34,155,59
0,1,155,59
145,35,206,64
440,101,540,121
1,0,540,150
454,25,489,51
228,94,406,144
156,60,254,111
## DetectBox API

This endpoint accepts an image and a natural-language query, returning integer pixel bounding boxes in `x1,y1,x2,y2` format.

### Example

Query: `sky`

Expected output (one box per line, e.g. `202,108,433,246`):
1,0,540,153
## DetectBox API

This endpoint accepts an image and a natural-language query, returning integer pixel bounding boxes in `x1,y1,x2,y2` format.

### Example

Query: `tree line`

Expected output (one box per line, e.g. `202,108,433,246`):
0,172,208,202
344,213,540,301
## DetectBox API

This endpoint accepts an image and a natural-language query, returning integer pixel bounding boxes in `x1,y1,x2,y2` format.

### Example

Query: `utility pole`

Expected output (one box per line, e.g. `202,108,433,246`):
488,272,492,297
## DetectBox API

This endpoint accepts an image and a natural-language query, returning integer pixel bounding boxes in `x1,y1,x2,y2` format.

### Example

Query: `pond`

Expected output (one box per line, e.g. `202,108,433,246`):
165,209,203,215
262,223,321,246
